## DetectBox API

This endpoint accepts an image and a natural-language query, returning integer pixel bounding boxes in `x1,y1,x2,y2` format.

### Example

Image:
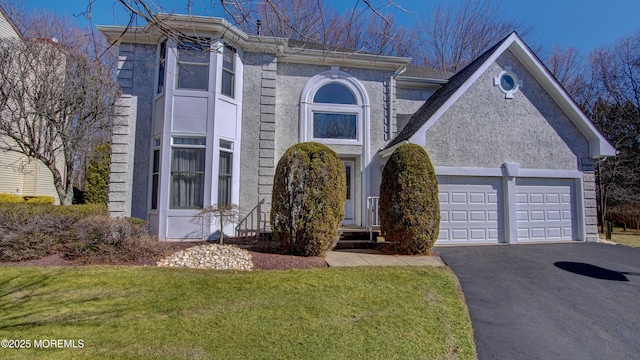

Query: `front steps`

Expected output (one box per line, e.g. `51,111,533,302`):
255,227,381,249
335,227,379,249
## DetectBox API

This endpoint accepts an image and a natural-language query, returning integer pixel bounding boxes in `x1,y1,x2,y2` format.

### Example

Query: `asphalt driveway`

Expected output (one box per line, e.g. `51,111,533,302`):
436,242,640,360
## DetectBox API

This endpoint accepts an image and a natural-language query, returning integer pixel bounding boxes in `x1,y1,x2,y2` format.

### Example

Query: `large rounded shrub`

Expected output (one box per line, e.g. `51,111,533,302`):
380,143,440,254
271,142,346,256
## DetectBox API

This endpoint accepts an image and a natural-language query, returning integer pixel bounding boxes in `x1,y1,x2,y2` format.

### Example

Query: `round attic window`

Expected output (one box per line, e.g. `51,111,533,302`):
500,74,516,91
494,66,522,99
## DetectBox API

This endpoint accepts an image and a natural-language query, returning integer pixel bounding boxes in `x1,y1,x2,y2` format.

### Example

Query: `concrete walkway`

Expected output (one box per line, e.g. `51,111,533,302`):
325,249,445,267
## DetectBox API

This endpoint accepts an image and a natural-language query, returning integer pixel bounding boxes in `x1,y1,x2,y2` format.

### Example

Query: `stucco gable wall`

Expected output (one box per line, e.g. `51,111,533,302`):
424,50,590,170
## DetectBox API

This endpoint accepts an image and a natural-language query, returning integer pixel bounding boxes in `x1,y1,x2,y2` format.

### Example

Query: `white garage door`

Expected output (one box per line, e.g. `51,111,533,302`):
516,178,576,242
437,176,503,244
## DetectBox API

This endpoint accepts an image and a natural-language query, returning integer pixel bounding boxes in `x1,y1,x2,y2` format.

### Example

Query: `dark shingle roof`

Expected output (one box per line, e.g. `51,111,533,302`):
384,33,514,150
401,64,453,80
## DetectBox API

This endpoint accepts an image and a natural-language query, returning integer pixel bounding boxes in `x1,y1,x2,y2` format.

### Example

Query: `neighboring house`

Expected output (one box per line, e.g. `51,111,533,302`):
0,5,61,204
98,14,615,243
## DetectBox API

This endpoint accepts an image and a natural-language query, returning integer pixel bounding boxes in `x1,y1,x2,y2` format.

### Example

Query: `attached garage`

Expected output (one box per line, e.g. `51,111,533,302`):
379,33,616,245
437,176,503,244
516,177,577,242
435,173,581,245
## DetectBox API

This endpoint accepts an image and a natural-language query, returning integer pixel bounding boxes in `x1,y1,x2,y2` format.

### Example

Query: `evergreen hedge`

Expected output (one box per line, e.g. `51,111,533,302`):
380,144,440,254
271,142,346,256
85,143,111,204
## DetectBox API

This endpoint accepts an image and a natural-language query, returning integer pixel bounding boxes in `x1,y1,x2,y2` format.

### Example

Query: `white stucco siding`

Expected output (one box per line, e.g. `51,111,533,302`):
424,50,590,171
395,88,434,115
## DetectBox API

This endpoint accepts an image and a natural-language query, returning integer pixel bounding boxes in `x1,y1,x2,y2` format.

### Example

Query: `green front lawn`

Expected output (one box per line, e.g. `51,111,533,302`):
0,266,475,360
610,227,640,248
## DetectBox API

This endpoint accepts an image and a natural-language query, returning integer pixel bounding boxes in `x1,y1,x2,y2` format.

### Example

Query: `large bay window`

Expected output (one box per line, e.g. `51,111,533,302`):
176,42,210,91
170,137,206,209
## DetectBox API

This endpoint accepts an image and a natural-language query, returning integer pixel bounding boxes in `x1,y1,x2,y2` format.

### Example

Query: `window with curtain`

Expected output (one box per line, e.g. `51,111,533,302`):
218,140,233,205
170,145,205,209
176,42,210,91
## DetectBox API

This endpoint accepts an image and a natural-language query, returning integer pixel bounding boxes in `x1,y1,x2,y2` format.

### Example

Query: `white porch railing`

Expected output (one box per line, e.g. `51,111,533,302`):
367,196,380,242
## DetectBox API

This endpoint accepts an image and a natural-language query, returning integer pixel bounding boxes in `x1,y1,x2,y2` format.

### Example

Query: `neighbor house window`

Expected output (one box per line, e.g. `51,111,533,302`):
150,138,161,210
221,45,235,98
310,83,360,142
170,137,206,208
176,42,210,91
157,40,166,94
217,139,233,205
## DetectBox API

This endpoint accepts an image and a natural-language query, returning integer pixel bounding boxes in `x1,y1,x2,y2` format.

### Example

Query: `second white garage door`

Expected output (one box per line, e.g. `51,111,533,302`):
437,176,503,244
516,177,577,242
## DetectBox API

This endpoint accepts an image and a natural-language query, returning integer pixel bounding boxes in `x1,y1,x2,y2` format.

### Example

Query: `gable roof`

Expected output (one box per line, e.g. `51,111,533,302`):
382,32,617,158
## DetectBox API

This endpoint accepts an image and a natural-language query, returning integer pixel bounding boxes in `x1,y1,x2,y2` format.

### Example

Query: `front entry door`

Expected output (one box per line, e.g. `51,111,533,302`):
342,160,355,225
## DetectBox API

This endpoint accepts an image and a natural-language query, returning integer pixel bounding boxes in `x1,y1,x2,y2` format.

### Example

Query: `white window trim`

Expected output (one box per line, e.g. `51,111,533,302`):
493,66,523,99
175,41,211,91
299,68,370,146
307,106,363,145
169,136,207,209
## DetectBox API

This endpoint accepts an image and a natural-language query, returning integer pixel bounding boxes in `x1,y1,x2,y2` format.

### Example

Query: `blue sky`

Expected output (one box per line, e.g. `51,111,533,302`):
14,0,640,56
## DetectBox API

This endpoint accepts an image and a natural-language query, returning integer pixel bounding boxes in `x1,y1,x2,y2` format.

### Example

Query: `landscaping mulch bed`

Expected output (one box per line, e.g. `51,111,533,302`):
0,236,328,270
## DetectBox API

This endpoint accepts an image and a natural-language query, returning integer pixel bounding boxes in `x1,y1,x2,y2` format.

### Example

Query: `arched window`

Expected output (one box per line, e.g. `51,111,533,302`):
300,70,369,145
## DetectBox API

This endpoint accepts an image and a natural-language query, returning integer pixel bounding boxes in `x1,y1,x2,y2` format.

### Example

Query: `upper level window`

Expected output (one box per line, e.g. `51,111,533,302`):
157,40,166,94
176,42,210,91
313,83,356,104
221,45,235,98
311,83,360,141
300,70,369,146
493,66,522,99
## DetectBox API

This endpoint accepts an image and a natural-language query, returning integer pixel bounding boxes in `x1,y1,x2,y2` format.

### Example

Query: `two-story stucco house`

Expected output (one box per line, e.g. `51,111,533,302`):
99,13,615,244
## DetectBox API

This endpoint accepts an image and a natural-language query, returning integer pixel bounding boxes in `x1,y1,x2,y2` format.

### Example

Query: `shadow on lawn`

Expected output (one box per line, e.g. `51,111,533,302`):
554,262,640,282
0,272,126,330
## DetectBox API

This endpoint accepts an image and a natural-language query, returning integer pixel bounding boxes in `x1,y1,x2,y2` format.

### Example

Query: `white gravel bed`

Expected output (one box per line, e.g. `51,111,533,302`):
157,244,253,270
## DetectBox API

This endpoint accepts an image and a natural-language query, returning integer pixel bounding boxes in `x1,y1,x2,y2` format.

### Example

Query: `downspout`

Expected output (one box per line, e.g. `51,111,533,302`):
385,66,406,142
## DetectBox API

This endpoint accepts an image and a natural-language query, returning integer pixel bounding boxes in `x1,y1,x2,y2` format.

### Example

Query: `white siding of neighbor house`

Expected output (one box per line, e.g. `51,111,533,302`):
0,11,19,39
0,151,26,196
0,10,62,204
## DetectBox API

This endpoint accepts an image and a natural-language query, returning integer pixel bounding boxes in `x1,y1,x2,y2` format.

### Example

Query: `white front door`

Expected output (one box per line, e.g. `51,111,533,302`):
342,160,355,225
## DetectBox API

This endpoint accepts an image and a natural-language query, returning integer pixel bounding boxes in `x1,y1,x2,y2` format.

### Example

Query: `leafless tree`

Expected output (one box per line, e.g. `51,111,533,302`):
584,33,640,228
544,44,592,105
0,36,120,204
194,204,239,243
416,0,535,72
